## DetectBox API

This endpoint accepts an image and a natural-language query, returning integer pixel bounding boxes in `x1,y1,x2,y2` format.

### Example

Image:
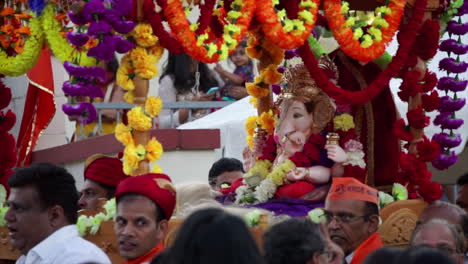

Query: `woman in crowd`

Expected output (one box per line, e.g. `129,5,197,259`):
158,208,264,264
158,53,222,128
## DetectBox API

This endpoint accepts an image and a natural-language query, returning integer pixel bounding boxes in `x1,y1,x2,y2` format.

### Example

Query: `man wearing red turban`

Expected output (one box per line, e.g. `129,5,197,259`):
79,154,129,210
324,177,382,264
115,173,176,264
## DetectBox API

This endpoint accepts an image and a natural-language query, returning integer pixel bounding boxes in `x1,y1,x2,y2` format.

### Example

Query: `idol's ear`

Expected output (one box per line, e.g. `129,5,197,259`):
311,94,335,133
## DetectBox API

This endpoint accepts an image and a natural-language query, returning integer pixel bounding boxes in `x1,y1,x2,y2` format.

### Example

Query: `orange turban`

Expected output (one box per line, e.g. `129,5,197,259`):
326,177,378,205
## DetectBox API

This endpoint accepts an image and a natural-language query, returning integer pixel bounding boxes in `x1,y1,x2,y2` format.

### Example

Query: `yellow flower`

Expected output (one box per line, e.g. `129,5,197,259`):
196,33,209,46
136,64,158,79
277,9,287,20
340,1,350,13
152,163,163,174
333,113,355,131
115,123,133,145
148,44,164,60
189,23,199,31
206,43,217,58
249,97,258,108
246,160,272,179
246,82,269,99
124,91,135,104
258,110,277,134
245,116,258,135
224,24,241,34
131,47,158,79
283,20,294,33
267,159,295,185
345,17,356,27
145,96,163,117
368,27,382,42
246,135,254,149
291,20,306,35
262,65,282,85
146,137,163,162
372,17,389,28
219,44,229,60
353,28,363,40
298,10,314,23
227,10,241,19
127,106,152,131
132,23,158,47
360,34,373,48
117,56,135,91
299,0,317,8
123,144,142,175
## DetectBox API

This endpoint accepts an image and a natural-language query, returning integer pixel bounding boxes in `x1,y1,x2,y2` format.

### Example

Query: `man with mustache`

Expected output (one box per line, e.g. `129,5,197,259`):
324,177,382,264
5,163,111,264
115,173,176,264
79,154,129,210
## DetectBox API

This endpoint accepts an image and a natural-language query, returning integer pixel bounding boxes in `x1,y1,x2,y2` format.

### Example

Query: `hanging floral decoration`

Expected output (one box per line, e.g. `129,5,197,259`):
116,23,164,103
0,11,43,76
245,110,278,149
324,0,405,62
61,0,135,124
116,96,164,175
0,75,17,192
432,1,467,170
298,0,428,105
256,0,320,49
163,0,255,63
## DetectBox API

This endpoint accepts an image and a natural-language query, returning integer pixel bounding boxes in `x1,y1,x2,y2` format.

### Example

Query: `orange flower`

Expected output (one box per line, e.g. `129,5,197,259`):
262,65,282,84
1,25,15,35
14,13,32,20
15,26,31,35
0,35,10,49
13,39,25,54
0,8,15,17
246,82,269,98
55,13,68,25
84,38,98,50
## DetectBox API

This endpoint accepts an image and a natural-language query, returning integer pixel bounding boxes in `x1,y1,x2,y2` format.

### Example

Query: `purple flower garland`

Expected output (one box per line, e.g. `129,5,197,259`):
432,2,467,170
62,0,135,124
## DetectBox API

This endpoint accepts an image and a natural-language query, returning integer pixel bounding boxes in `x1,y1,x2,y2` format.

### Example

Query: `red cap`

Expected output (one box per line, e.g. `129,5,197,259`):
84,154,130,187
115,173,176,220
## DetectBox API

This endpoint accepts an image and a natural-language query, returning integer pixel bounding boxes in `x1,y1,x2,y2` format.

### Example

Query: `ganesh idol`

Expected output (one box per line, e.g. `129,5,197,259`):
231,56,348,215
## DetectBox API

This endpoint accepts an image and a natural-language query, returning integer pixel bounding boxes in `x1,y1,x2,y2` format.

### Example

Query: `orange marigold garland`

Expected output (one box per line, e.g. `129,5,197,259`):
324,0,406,62
256,0,320,49
164,0,255,63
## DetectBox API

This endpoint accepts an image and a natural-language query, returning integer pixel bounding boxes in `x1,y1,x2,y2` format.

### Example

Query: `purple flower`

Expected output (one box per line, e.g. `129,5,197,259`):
87,35,117,61
271,84,281,95
86,83,105,98
435,112,464,130
62,81,89,97
434,112,451,126
446,21,468,36
68,11,87,25
437,77,467,92
63,61,106,82
432,132,462,148
115,36,134,53
87,20,112,37
285,50,298,60
112,0,133,15
62,103,86,116
82,0,107,21
79,102,98,124
112,20,135,34
277,66,285,74
457,1,468,16
432,151,458,170
439,58,468,74
66,32,89,47
438,96,466,112
439,39,468,55
103,9,121,25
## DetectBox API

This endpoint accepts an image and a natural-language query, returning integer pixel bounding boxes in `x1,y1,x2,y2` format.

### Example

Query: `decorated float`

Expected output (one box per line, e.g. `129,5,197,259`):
0,0,467,262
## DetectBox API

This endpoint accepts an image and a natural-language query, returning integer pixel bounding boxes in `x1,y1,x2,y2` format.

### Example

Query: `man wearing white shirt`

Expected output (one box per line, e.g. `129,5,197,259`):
5,162,111,264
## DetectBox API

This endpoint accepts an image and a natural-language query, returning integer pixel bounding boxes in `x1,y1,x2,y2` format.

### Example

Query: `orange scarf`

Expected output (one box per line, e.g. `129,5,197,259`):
123,242,164,264
350,233,383,264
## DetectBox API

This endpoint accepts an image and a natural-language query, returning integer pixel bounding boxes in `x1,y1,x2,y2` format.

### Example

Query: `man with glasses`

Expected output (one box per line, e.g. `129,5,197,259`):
411,219,464,264
324,177,382,264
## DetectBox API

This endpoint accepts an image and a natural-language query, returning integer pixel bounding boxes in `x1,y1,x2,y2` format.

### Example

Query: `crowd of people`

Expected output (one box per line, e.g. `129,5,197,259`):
3,158,468,264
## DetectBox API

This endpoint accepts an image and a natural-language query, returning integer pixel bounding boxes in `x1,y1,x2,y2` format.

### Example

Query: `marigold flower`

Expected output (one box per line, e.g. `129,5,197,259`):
246,82,269,98
124,91,135,104
0,8,15,16
115,123,134,145
258,110,277,134
145,96,163,117
146,137,163,162
245,116,258,135
127,106,152,131
334,113,355,131
262,65,283,85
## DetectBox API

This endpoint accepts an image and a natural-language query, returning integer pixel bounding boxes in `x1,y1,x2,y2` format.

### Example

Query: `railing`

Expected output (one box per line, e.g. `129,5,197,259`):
74,101,233,141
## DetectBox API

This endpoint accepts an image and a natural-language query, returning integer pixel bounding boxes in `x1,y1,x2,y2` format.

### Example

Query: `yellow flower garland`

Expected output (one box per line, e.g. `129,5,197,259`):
258,110,277,134
145,96,163,117
333,113,355,131
41,4,95,66
123,143,147,175
115,123,134,145
146,138,163,162
132,23,158,47
127,106,152,131
267,159,296,185
0,15,43,76
246,160,272,179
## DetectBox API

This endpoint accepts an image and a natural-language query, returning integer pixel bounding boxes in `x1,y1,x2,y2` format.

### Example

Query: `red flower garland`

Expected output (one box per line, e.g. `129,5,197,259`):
407,107,430,129
0,109,16,132
127,0,184,54
0,75,17,189
297,0,428,105
393,119,414,142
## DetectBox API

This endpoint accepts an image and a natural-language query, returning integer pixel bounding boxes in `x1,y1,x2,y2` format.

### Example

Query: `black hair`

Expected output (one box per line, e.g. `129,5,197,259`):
95,181,116,199
362,247,404,264
163,208,264,264
364,201,379,218
208,158,244,187
263,218,325,264
457,172,468,186
394,246,455,264
116,193,166,222
8,162,79,224
159,53,219,94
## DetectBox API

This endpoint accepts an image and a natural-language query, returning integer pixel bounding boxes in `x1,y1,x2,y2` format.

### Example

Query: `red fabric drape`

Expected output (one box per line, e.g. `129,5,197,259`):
16,48,55,167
